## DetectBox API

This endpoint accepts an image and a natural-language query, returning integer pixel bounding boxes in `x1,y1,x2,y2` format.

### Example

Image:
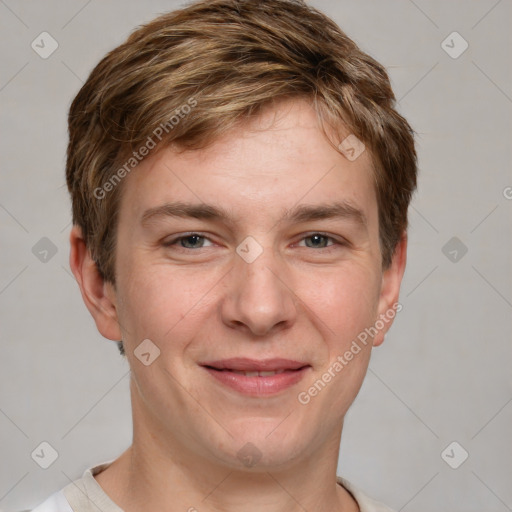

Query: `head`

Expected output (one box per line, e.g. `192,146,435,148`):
68,0,416,470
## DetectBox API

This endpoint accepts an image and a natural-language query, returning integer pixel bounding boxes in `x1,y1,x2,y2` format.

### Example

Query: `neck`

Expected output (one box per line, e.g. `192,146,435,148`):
95,387,359,512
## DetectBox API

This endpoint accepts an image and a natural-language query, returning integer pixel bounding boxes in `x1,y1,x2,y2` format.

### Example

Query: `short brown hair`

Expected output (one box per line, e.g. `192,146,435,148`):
66,0,417,285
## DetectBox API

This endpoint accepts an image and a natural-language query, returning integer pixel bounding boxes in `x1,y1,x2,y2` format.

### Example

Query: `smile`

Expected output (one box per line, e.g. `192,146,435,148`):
200,358,311,396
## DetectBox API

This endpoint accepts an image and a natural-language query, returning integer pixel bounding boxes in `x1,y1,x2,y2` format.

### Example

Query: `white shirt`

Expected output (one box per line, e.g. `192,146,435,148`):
31,462,395,512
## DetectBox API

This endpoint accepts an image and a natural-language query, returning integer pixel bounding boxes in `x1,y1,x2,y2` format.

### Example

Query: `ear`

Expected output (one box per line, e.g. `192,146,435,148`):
372,232,408,347
69,225,122,341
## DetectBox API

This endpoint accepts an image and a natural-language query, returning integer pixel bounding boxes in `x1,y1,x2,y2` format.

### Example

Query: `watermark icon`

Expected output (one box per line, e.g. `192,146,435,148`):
236,236,264,264
503,186,512,200
93,97,197,200
134,338,161,366
237,442,263,467
32,237,58,263
442,236,468,263
31,32,59,59
31,441,59,469
441,441,469,469
441,31,469,60
297,302,402,405
338,134,365,161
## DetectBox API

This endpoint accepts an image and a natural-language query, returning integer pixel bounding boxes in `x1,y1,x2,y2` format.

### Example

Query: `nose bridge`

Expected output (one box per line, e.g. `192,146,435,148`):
222,240,297,336
240,244,281,294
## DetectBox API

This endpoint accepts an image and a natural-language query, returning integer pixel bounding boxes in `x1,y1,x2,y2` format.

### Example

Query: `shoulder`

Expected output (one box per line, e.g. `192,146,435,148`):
30,489,73,512
338,476,396,512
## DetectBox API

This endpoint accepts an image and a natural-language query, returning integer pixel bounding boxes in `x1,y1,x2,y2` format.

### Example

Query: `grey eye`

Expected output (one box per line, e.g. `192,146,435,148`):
303,234,332,248
180,235,207,248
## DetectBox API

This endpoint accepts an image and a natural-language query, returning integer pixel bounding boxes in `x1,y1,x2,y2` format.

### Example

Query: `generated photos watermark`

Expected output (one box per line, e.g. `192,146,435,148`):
93,97,197,200
297,302,402,405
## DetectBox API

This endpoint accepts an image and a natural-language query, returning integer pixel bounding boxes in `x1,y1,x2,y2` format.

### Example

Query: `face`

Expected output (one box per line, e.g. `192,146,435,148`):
98,99,404,469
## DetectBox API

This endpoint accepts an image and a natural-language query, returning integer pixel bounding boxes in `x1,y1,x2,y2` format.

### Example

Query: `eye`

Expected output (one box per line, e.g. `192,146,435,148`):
163,233,214,249
162,232,346,252
297,233,342,249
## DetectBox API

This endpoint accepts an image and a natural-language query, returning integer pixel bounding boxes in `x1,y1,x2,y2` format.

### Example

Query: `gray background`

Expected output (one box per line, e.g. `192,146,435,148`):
1,1,511,511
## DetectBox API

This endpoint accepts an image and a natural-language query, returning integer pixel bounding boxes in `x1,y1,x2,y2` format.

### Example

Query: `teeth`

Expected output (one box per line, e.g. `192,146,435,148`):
230,370,286,376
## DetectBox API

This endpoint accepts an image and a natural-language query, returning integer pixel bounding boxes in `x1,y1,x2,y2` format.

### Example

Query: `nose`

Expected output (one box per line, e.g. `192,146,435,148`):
220,246,297,337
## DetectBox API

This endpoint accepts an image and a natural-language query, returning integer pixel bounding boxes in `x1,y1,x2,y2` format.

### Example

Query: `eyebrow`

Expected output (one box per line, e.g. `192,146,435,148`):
140,200,367,230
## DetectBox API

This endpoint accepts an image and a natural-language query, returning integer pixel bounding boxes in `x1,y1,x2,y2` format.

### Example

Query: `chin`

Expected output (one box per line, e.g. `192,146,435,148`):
207,418,314,471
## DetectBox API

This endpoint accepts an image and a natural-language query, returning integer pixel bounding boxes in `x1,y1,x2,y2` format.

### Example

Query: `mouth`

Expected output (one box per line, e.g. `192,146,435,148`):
199,358,311,396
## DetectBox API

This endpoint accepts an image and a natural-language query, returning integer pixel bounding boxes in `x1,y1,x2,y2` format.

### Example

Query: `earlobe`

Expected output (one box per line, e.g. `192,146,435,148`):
69,225,122,341
372,232,408,347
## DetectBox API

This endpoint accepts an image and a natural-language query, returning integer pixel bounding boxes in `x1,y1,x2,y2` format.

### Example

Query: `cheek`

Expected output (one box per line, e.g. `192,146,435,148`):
115,258,221,351
295,267,378,420
298,262,380,347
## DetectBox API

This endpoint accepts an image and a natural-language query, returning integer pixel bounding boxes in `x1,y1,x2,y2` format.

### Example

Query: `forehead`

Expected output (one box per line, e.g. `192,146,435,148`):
117,99,378,231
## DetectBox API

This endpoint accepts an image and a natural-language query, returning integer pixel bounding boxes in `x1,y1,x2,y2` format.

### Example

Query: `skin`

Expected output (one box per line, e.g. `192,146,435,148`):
70,98,407,511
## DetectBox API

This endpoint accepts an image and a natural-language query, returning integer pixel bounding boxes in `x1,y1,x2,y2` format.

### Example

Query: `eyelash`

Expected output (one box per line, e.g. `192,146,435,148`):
163,232,346,251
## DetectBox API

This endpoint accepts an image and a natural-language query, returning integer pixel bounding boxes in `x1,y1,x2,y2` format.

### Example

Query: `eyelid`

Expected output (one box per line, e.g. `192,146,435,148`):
162,232,215,247
163,231,348,250
294,232,347,248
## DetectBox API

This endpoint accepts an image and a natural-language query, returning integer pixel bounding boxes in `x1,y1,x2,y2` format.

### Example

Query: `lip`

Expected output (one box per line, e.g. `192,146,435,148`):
200,358,311,396
200,357,308,372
